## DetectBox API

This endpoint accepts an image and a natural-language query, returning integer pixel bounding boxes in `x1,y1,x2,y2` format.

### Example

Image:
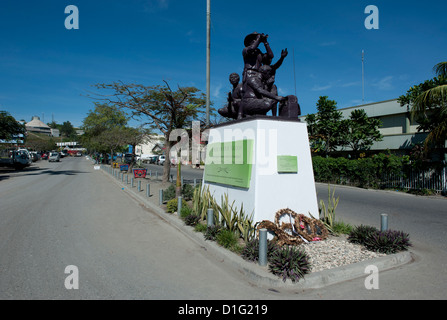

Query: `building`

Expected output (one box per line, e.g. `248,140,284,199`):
25,116,52,136
301,99,429,155
135,135,165,156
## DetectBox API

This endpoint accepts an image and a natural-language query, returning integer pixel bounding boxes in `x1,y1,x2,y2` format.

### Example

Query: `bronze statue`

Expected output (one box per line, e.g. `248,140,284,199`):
218,73,243,119
240,65,286,117
220,32,301,120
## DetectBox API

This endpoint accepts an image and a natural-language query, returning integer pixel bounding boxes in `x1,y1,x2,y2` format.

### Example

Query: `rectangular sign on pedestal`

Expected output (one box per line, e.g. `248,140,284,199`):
277,155,298,173
204,139,254,189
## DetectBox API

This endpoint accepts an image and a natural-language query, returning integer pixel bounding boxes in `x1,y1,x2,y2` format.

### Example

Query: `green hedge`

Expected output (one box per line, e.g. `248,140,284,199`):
312,154,410,188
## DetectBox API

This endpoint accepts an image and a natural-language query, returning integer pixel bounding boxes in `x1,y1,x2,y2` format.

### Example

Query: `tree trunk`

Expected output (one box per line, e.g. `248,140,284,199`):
162,139,171,182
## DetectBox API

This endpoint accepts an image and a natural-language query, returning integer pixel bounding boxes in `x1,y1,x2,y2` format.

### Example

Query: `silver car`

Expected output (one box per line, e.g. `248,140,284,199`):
49,152,60,162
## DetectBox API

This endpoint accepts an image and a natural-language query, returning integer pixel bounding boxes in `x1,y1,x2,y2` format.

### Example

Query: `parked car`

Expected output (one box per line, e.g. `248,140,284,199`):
49,152,60,162
29,152,39,162
149,155,159,164
41,153,48,160
75,152,82,157
157,155,166,166
124,153,134,164
17,149,32,165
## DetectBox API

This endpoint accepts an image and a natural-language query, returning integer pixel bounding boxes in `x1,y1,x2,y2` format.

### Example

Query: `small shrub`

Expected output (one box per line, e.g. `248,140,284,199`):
184,214,200,226
268,246,311,283
204,225,222,241
182,183,195,200
216,229,238,249
163,185,176,201
166,198,187,213
331,221,353,235
363,230,412,254
348,225,411,254
194,223,207,233
180,205,193,219
241,239,280,263
347,225,379,245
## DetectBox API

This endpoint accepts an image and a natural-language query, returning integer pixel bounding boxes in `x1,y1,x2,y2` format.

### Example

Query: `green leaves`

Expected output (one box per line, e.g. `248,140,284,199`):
398,62,447,148
0,111,26,141
306,97,382,156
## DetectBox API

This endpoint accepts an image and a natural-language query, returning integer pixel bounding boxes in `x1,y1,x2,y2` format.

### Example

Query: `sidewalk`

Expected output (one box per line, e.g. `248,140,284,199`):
96,162,414,290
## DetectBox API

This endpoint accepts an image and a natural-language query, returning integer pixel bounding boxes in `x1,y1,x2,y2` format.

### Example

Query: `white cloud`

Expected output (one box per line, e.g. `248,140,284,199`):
311,84,332,91
212,83,223,98
373,76,394,90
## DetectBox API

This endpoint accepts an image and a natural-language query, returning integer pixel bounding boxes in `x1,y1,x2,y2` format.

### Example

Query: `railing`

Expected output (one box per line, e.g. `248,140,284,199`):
381,166,447,193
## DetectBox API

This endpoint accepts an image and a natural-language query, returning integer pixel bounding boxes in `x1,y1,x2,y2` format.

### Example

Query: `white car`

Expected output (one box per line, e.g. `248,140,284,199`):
158,155,166,165
17,149,32,165
49,152,60,162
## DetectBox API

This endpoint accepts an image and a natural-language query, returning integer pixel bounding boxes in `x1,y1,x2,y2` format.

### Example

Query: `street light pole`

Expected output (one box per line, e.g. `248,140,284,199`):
206,0,211,126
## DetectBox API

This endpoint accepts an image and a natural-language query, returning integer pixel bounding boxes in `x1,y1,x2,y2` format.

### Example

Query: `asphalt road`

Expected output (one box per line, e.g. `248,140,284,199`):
1,158,446,299
0,158,276,299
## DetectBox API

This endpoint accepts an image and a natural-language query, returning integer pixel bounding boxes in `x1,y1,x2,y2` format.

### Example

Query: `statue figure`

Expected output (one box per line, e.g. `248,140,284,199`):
242,32,273,83
240,64,286,117
219,32,301,120
218,73,243,119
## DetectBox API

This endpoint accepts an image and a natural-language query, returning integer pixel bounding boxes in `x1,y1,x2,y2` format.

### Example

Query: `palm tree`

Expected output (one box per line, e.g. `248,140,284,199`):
411,62,447,147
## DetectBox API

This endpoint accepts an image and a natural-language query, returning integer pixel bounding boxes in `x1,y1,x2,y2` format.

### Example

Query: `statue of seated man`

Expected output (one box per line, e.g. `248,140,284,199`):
218,73,243,120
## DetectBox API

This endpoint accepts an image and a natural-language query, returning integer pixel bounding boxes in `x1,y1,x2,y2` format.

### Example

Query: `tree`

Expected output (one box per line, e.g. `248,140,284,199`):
92,127,129,163
81,103,128,154
60,121,77,139
305,96,346,155
0,111,26,141
398,62,447,150
344,109,382,155
90,81,208,182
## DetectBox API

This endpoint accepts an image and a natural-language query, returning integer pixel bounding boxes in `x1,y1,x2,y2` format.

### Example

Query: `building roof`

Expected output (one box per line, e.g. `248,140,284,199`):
25,116,50,129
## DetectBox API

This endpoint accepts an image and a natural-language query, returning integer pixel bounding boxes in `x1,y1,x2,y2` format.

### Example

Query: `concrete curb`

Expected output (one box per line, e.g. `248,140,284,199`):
99,166,415,289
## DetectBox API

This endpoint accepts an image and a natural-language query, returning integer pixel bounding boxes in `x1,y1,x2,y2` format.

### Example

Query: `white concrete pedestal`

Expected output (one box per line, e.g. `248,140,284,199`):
202,117,319,225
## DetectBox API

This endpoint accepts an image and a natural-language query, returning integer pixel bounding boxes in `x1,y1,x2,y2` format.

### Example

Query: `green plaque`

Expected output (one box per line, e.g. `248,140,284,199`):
204,139,254,188
277,155,298,173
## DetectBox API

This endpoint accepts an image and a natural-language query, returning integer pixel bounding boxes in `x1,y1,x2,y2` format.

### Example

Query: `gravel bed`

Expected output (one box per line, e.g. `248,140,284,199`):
301,236,386,273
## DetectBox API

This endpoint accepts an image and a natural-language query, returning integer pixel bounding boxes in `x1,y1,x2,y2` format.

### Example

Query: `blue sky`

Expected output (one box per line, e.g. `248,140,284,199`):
1,0,446,127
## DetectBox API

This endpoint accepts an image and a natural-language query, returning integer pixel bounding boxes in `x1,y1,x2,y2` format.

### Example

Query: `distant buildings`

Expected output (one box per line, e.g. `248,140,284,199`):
24,116,83,138
25,116,52,136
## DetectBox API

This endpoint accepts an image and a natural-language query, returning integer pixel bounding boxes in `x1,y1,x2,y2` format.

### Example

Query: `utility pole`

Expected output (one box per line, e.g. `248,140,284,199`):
206,0,211,126
362,50,365,104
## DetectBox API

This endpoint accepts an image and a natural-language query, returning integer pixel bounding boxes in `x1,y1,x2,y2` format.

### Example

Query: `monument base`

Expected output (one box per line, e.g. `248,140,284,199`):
202,117,319,229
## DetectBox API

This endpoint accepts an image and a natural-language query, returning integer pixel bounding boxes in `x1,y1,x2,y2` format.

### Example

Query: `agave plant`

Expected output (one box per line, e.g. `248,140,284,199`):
268,246,311,283
236,204,255,242
319,184,339,233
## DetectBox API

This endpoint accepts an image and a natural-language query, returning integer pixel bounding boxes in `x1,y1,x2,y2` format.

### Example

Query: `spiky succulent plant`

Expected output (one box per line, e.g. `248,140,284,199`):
347,225,380,245
241,239,280,263
268,246,311,283
363,230,412,254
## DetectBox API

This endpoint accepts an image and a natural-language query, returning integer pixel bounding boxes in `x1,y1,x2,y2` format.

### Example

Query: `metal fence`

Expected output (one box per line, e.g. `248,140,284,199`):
381,166,447,193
